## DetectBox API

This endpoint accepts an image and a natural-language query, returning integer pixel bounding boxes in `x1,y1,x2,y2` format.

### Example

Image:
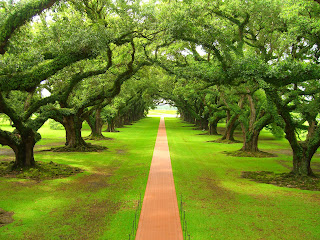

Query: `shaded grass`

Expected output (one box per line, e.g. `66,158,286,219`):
0,208,14,227
0,161,82,181
223,150,277,158
242,171,320,191
166,118,320,240
0,117,159,239
208,139,241,144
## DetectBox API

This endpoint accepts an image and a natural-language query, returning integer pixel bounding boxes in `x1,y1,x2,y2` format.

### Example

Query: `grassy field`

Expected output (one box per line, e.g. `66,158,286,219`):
148,109,178,117
166,118,320,240
0,118,159,239
1,116,320,240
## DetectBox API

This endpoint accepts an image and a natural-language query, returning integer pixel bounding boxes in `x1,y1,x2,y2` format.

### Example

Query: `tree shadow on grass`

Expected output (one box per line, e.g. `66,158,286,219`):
0,161,83,181
242,170,320,191
207,139,242,144
223,150,277,158
0,208,14,227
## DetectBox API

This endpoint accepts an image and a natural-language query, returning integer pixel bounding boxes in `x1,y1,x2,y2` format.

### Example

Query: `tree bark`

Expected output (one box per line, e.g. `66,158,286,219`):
292,145,313,176
12,135,36,168
265,89,317,176
63,115,86,148
221,96,244,141
226,110,231,123
86,109,105,138
208,114,226,135
221,114,238,141
209,123,218,135
106,118,116,132
115,115,124,128
240,130,260,152
209,118,221,135
200,118,209,130
239,94,270,152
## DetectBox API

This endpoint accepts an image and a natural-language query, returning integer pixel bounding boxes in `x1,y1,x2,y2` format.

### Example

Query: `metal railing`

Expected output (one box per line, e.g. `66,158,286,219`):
180,194,191,240
128,193,142,240
128,193,191,239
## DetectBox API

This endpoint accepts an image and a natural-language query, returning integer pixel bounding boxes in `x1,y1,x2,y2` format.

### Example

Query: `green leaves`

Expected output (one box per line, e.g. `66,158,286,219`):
0,0,59,54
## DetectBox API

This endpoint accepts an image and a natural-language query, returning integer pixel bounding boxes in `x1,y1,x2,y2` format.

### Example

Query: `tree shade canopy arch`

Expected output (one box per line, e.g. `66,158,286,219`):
0,0,320,176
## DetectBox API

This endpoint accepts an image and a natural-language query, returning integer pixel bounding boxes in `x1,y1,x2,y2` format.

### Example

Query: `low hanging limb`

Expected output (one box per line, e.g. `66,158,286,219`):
0,0,59,54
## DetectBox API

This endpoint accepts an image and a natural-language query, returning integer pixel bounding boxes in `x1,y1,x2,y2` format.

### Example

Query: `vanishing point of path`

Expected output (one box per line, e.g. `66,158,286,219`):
135,117,183,240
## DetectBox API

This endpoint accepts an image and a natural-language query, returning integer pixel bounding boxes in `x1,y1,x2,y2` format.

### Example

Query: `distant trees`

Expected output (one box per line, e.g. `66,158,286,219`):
1,0,320,176
153,0,320,176
0,0,153,166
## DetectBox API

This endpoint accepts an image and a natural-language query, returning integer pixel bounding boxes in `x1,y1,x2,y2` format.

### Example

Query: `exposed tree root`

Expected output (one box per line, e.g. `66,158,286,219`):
52,143,107,152
83,135,113,141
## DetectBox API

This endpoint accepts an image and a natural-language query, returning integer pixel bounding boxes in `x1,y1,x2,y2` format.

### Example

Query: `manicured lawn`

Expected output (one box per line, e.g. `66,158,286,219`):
0,118,159,239
166,118,320,240
148,109,178,117
2,116,319,239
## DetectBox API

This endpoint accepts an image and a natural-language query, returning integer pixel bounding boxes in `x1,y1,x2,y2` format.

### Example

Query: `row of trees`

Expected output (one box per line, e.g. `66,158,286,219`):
0,0,320,176
0,0,158,167
152,0,320,176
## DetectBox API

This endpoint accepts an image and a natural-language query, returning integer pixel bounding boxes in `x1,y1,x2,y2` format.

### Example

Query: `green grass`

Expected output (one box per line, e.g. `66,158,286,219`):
0,117,159,239
166,118,320,240
148,109,178,117
1,117,320,239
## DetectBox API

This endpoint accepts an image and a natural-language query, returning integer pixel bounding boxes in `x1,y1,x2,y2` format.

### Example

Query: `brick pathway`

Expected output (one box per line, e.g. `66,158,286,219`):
135,117,183,240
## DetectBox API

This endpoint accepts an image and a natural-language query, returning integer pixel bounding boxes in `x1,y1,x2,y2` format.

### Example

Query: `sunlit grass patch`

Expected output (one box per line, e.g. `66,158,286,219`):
166,117,320,240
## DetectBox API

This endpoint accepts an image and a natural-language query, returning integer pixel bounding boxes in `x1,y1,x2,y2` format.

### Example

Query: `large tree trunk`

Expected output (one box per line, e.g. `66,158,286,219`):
241,130,260,152
265,89,317,176
182,112,194,124
63,115,86,148
208,114,225,135
195,118,201,128
115,115,124,128
200,118,209,130
209,123,218,135
292,145,313,176
13,135,36,168
282,113,315,176
86,109,105,139
221,115,238,141
180,112,184,121
239,94,272,152
124,115,130,125
106,118,116,132
226,110,231,123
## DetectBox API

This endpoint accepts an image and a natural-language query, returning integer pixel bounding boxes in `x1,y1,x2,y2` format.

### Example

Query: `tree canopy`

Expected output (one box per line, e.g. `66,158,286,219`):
0,0,320,176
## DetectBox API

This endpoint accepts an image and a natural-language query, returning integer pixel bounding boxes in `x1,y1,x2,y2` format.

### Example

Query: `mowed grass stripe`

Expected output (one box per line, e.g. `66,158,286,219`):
166,118,320,240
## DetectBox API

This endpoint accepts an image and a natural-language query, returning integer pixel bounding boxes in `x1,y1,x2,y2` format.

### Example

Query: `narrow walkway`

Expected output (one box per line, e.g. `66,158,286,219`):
135,117,183,240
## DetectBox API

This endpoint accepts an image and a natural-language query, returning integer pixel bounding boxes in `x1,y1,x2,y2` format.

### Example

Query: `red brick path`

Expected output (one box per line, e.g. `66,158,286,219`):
135,117,183,240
